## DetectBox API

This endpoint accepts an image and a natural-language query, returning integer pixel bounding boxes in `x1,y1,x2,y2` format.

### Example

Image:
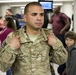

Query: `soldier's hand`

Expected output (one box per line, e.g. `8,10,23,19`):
9,36,20,49
47,33,57,46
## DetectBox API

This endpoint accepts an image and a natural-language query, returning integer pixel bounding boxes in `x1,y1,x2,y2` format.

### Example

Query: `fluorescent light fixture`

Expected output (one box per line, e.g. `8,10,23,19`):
10,3,63,7
53,3,63,6
10,5,26,7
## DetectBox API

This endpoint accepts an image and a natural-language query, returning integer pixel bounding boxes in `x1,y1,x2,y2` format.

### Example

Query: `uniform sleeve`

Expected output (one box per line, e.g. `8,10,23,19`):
45,29,68,65
50,38,68,65
0,33,18,72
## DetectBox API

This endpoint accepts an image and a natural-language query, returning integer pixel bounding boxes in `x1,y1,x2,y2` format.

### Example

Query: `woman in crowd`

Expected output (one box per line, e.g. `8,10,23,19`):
0,17,16,75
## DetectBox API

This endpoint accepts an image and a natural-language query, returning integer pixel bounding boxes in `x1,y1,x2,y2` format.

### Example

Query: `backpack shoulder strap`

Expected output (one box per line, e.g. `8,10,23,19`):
12,30,20,37
59,13,65,19
43,28,53,36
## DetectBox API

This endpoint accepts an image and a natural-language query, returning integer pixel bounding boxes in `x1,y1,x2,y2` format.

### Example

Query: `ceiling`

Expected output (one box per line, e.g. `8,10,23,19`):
0,0,74,7
0,0,74,3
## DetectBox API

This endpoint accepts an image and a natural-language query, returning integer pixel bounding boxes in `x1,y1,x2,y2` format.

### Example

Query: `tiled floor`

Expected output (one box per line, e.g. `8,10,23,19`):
0,71,6,75
53,64,59,75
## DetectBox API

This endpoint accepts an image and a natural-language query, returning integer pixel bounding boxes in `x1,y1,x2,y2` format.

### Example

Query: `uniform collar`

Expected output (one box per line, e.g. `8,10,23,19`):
19,26,48,43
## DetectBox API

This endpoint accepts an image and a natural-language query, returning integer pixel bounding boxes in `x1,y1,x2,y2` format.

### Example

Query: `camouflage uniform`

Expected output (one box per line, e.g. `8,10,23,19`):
0,26,68,75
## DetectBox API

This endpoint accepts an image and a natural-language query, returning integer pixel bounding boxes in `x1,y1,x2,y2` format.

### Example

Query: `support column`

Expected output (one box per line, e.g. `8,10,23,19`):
62,2,73,30
12,7,21,15
74,0,76,32
0,4,10,19
62,2,73,18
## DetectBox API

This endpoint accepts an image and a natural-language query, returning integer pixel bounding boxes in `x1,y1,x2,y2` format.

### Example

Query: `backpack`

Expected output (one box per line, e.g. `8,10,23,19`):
59,13,71,31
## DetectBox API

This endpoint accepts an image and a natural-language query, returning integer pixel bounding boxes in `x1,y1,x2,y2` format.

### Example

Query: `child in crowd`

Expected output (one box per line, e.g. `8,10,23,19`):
62,31,76,75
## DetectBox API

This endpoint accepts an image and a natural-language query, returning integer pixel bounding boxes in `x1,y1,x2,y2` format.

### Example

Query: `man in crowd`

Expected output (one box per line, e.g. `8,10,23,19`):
0,2,68,75
50,6,70,47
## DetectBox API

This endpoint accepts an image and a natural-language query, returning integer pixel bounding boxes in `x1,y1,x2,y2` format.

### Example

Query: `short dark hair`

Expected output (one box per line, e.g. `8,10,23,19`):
65,31,76,40
57,6,61,10
24,2,42,14
7,9,13,13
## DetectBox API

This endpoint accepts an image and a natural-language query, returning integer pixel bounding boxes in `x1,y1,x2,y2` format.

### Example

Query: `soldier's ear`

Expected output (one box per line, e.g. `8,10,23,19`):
23,15,27,22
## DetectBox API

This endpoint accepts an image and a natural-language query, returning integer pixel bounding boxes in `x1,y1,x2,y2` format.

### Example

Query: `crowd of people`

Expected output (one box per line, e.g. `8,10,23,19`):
0,1,76,75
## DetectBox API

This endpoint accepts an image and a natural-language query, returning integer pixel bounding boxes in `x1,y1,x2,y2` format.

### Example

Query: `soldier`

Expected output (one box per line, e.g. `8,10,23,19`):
0,2,68,75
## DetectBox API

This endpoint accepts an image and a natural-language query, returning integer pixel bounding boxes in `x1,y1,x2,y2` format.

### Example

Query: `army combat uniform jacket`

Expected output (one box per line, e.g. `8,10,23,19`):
0,26,68,75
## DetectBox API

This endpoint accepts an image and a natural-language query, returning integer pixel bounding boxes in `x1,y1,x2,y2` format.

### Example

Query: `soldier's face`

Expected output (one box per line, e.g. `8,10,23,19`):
24,5,44,30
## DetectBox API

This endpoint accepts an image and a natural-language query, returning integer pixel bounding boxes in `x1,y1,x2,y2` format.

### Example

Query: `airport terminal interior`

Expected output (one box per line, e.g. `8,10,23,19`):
0,0,75,75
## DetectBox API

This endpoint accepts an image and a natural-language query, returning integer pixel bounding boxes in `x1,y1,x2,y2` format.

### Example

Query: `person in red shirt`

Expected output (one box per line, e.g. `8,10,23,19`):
50,6,70,75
